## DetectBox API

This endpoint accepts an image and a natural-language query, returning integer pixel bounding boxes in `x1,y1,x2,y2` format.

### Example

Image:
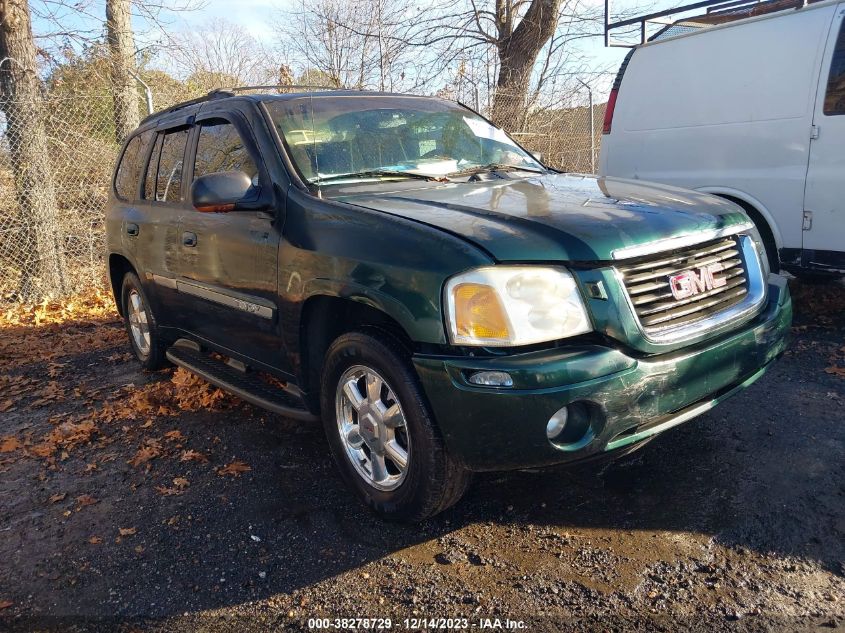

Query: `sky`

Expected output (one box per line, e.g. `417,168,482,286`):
30,0,687,101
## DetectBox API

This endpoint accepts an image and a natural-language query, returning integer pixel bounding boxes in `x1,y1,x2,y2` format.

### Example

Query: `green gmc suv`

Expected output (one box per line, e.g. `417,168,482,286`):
106,89,791,521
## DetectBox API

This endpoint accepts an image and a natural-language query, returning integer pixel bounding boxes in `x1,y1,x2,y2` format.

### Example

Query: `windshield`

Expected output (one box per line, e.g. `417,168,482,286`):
265,95,544,184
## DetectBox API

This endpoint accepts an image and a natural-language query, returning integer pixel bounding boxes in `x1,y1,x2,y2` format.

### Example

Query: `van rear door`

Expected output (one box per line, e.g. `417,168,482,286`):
803,4,845,272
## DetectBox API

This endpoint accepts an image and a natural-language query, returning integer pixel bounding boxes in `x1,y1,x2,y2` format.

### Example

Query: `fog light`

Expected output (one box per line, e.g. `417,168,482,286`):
467,370,513,387
546,407,569,439
546,402,595,448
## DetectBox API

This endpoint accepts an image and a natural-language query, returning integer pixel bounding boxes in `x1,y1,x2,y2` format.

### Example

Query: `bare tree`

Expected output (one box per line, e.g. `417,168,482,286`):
412,0,606,126
488,0,563,125
0,0,68,299
106,0,140,143
277,0,416,90
170,19,277,90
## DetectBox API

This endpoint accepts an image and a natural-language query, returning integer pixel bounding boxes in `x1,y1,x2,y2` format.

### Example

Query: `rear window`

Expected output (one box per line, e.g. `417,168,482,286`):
114,133,150,200
824,22,845,115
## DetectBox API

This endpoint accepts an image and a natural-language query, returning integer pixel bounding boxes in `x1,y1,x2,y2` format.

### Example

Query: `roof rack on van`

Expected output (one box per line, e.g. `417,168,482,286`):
604,0,815,47
139,85,349,124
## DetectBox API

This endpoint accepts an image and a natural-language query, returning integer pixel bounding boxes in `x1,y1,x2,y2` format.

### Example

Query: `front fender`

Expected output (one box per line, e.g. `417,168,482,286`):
301,277,446,345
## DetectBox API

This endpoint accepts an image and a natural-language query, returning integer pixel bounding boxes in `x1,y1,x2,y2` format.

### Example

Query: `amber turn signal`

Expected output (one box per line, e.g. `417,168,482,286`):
452,283,511,341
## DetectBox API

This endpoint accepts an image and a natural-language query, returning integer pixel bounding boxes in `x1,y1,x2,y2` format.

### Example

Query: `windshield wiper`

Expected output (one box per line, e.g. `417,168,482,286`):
448,163,547,177
311,169,447,184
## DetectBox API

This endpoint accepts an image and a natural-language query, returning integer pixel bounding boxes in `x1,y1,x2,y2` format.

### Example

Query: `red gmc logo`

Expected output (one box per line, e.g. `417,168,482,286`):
669,263,727,300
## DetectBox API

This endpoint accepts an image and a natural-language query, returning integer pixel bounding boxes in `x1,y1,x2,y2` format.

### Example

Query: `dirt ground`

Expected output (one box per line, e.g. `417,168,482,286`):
0,280,843,632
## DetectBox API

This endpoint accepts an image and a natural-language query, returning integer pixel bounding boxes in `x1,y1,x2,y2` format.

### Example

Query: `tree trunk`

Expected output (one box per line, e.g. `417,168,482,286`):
0,0,68,299
490,0,562,130
106,0,140,143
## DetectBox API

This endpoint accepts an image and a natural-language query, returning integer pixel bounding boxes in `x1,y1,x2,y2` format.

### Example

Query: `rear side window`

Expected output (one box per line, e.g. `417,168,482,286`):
114,133,149,200
155,129,190,202
824,22,845,115
144,134,163,201
193,120,258,181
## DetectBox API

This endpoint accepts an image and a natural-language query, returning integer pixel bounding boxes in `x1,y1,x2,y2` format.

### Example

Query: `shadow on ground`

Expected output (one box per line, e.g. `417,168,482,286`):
0,279,842,629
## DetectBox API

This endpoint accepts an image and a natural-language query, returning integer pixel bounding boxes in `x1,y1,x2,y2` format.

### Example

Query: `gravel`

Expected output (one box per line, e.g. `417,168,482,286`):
0,278,842,632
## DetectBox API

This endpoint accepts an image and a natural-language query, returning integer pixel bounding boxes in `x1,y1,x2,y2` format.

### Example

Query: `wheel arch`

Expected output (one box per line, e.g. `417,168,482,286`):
695,187,782,270
298,294,417,414
108,253,138,316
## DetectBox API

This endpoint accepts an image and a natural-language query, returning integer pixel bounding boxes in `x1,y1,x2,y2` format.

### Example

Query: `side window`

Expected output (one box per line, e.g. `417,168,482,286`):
194,120,259,183
144,134,163,201
156,129,190,202
114,132,150,200
824,21,845,115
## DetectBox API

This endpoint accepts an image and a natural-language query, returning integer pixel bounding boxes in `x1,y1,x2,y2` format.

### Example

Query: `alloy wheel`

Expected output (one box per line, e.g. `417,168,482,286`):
335,365,411,491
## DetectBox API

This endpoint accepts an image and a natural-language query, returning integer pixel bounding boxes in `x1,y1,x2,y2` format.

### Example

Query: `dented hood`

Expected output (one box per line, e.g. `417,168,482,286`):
334,173,750,262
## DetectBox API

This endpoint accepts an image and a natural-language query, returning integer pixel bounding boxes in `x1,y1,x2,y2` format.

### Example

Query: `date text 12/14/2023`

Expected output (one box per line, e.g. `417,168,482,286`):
307,617,528,630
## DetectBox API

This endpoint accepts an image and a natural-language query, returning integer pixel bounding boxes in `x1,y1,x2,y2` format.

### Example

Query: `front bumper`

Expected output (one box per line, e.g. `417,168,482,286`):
413,274,792,471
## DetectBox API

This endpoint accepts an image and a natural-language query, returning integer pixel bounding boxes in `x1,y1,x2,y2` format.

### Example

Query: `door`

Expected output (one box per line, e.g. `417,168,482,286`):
804,4,845,272
176,113,282,367
125,126,189,322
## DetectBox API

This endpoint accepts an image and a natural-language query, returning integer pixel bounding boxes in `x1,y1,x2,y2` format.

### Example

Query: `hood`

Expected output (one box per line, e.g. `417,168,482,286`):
334,173,750,262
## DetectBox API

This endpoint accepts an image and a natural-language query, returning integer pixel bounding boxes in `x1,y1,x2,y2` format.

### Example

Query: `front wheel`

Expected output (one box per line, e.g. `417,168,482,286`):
320,331,471,521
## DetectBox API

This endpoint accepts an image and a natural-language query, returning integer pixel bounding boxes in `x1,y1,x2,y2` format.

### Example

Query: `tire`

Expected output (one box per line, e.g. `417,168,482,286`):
120,272,169,371
320,331,471,522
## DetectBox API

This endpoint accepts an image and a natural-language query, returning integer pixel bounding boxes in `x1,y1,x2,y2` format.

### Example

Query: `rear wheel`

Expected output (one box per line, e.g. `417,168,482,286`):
120,272,169,371
320,331,471,521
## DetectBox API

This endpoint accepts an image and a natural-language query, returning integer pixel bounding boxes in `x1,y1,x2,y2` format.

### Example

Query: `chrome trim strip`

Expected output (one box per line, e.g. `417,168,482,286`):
175,280,275,320
614,235,767,345
611,222,754,261
151,274,178,290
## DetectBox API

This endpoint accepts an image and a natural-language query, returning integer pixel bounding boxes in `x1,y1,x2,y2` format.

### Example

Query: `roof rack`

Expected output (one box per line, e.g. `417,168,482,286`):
604,0,813,47
139,85,348,124
213,84,347,94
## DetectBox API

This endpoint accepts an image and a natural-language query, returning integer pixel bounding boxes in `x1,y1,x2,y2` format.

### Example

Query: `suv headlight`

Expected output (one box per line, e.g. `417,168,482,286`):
444,266,592,347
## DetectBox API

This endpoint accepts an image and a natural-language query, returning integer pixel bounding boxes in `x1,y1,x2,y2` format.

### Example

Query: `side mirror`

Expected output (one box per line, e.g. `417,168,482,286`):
191,171,254,213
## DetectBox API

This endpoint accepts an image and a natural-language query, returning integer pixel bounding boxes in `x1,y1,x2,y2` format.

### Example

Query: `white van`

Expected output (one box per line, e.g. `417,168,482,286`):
599,0,845,277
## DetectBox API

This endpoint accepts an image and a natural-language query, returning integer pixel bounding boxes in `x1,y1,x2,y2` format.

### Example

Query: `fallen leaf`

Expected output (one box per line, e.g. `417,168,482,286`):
218,461,251,477
824,365,845,377
84,462,97,473
89,536,102,544
134,545,145,554
49,493,67,503
0,437,21,453
172,477,189,489
164,430,185,441
76,495,97,507
155,486,183,496
0,401,15,413
128,445,160,467
30,443,55,458
180,449,209,463
118,527,137,536
0,600,12,609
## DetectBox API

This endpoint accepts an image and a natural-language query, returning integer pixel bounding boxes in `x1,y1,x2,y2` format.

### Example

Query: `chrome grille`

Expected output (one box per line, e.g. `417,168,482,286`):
617,236,749,333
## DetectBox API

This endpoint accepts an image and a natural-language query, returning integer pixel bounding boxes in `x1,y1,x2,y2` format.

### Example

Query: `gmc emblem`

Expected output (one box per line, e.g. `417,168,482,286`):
669,263,727,300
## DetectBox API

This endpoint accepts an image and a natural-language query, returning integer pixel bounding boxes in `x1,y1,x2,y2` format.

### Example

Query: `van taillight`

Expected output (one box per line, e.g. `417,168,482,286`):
603,88,618,135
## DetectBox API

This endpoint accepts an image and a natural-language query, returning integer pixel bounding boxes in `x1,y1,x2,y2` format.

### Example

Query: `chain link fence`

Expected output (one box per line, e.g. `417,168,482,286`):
0,86,606,304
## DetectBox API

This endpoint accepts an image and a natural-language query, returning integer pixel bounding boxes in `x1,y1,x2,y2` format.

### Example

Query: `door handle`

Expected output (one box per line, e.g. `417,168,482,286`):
182,231,197,247
126,223,139,237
